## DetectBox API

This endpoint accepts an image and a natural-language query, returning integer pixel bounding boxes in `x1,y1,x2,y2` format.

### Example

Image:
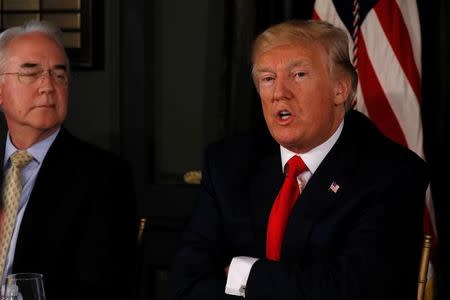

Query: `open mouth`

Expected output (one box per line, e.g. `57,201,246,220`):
277,110,292,120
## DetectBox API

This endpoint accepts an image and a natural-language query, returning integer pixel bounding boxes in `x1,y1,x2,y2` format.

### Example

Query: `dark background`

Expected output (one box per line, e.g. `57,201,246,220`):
120,1,449,299
121,1,449,299
1,1,448,299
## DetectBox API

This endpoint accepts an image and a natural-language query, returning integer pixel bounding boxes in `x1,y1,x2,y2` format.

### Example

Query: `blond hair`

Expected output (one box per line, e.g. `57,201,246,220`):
252,20,357,110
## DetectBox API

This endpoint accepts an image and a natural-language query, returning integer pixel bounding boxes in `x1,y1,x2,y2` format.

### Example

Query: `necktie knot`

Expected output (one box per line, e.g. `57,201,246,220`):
285,155,307,178
10,151,33,170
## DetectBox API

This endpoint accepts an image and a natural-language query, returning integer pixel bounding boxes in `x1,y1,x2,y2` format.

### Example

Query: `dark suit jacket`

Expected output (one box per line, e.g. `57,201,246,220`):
0,127,136,300
170,110,429,300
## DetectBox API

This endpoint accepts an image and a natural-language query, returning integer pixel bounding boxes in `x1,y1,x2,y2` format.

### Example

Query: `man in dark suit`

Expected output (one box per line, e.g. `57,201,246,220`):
0,21,135,299
170,20,429,299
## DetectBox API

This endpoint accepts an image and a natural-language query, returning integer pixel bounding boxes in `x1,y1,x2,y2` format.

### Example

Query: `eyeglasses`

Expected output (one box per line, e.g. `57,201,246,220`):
0,69,69,86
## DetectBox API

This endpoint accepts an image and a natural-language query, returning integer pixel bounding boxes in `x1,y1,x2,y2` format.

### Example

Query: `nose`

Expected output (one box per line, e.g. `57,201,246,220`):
272,76,293,101
38,70,55,94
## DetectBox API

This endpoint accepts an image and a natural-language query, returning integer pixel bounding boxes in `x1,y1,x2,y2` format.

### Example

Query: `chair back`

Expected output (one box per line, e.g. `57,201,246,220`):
418,234,432,300
137,217,147,246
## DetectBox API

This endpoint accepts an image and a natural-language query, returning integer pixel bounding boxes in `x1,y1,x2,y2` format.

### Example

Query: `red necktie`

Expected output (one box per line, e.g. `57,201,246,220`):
266,155,307,261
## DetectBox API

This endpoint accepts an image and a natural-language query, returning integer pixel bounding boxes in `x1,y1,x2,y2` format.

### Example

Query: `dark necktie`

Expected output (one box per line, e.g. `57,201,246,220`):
266,155,307,261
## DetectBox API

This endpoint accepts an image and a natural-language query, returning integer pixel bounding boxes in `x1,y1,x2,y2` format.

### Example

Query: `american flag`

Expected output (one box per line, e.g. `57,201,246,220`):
312,0,436,268
329,181,340,194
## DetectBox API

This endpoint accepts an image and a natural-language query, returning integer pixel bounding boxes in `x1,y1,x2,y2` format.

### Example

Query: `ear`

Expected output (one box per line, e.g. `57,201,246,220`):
0,82,3,106
333,75,351,106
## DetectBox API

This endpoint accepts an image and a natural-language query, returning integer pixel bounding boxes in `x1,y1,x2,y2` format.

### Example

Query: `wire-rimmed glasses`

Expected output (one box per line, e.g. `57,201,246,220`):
0,69,68,86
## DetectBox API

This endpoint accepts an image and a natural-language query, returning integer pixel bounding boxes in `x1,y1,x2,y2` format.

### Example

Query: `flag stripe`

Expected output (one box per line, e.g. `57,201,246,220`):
312,9,319,20
395,0,422,75
354,79,368,116
360,10,423,154
312,0,437,249
313,0,344,26
312,0,355,52
313,1,370,115
357,33,408,147
374,0,421,102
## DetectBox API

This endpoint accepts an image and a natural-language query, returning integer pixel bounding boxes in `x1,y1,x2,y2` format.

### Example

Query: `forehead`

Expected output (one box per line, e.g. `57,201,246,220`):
254,42,329,70
5,32,67,67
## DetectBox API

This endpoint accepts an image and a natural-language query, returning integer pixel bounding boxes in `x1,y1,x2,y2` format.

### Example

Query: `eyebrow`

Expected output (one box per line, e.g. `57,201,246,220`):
254,59,312,75
19,63,68,71
286,59,312,69
54,64,68,71
253,66,274,74
19,63,39,69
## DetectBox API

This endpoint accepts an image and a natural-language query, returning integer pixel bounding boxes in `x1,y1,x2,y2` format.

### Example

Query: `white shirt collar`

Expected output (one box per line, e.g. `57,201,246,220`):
4,128,60,168
280,120,344,174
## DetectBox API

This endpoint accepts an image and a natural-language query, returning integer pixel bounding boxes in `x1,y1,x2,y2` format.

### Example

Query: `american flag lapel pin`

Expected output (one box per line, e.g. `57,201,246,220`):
329,181,340,193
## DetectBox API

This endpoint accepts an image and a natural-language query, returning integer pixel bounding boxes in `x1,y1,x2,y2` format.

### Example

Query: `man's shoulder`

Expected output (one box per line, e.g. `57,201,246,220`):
52,128,129,170
205,132,277,163
344,110,427,173
200,133,279,193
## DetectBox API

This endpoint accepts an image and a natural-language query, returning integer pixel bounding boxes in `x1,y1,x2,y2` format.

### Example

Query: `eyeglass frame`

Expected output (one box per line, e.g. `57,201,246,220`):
0,68,69,86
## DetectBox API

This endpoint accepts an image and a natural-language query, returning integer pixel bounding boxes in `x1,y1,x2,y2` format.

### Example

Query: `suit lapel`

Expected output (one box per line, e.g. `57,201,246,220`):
281,114,360,261
0,127,8,196
14,128,79,266
0,128,6,214
249,145,283,254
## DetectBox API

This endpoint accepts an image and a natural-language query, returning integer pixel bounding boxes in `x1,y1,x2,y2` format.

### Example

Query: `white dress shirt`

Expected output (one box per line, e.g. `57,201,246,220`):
1,129,59,287
225,121,344,297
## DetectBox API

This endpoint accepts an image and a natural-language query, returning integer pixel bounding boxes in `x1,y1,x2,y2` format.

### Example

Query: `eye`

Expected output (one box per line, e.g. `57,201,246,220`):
294,71,306,78
53,70,67,79
17,71,43,84
20,71,41,78
259,75,275,86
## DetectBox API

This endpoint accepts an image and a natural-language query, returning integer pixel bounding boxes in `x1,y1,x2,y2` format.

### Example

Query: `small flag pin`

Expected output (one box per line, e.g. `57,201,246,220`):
329,181,340,193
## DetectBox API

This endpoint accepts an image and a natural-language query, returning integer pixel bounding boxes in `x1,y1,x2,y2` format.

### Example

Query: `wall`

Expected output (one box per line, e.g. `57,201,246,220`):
65,0,120,153
153,0,225,182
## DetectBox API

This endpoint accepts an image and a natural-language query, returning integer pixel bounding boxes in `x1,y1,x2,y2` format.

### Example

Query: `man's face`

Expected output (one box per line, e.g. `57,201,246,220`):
253,42,347,153
0,32,68,141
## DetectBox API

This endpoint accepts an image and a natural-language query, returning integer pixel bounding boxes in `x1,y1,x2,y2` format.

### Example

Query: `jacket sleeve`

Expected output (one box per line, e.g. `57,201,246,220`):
169,149,239,300
245,161,428,300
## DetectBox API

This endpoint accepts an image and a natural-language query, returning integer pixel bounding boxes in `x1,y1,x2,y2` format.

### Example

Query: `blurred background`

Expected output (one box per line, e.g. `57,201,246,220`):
0,0,448,299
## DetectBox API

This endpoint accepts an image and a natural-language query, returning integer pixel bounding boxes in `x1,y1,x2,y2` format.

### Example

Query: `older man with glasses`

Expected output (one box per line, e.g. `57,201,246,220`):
0,20,136,300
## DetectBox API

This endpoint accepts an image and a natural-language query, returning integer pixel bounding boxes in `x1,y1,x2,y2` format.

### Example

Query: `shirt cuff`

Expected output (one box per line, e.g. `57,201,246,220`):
225,256,259,297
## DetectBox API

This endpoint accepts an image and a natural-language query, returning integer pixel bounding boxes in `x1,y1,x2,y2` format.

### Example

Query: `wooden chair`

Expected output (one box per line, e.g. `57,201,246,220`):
418,234,433,300
137,217,147,246
137,217,150,300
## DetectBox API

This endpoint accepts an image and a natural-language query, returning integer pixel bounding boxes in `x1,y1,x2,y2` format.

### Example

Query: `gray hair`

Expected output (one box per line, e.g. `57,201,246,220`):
0,20,69,73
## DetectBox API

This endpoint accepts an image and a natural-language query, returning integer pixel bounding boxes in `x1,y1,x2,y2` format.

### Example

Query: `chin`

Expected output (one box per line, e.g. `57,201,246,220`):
30,119,61,132
273,137,301,152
